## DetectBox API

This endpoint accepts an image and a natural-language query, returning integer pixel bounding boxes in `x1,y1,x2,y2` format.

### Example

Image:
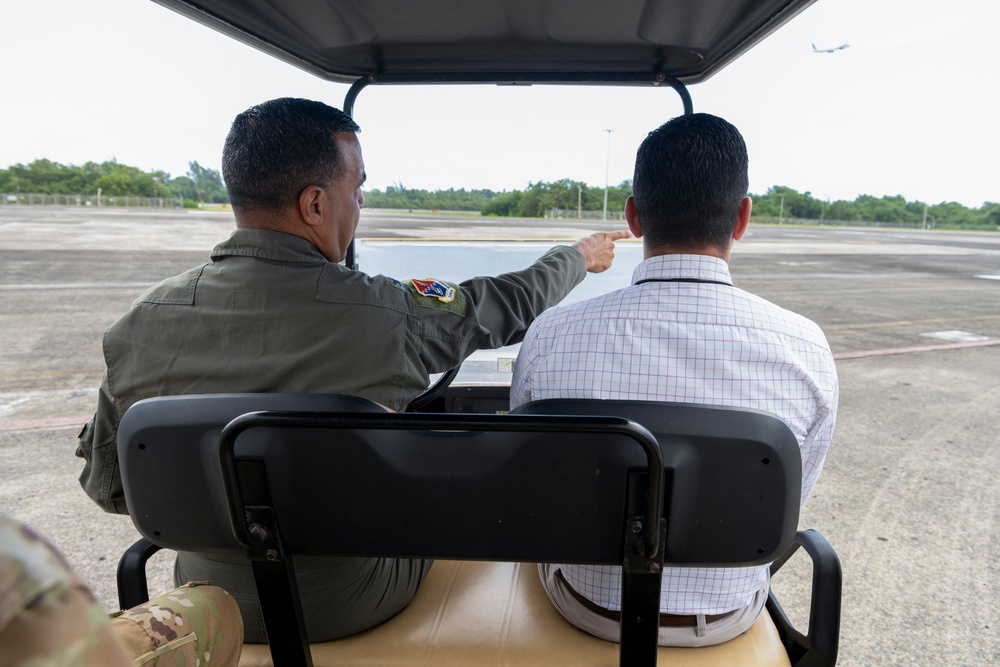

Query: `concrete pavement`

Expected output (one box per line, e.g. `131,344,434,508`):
1,207,997,665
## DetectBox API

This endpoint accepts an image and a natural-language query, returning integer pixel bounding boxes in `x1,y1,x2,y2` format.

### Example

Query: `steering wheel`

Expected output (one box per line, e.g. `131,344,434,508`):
405,366,461,412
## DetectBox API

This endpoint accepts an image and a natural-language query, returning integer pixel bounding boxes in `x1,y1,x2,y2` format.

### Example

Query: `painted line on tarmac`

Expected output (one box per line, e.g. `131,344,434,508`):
0,283,152,291
0,415,90,432
834,338,1000,360
361,237,584,243
824,314,1000,331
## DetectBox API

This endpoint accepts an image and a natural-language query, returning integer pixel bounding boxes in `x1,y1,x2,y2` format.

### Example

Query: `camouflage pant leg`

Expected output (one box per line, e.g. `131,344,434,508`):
1,517,133,667
0,562,135,667
109,582,243,666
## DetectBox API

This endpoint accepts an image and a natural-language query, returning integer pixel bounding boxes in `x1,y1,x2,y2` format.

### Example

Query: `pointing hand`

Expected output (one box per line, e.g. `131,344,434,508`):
571,229,632,273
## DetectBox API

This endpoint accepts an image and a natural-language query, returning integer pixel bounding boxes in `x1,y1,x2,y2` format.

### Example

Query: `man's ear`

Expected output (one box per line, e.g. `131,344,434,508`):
625,196,643,238
298,185,325,228
733,196,751,241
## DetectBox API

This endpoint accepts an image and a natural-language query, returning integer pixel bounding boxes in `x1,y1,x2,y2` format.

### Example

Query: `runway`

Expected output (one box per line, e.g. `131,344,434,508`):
1,206,998,665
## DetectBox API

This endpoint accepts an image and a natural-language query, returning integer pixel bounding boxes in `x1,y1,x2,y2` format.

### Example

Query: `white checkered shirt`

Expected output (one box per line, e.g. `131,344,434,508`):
511,253,838,614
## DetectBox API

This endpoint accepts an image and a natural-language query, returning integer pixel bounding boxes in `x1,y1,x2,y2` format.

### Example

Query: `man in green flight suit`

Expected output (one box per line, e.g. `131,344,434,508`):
76,97,629,643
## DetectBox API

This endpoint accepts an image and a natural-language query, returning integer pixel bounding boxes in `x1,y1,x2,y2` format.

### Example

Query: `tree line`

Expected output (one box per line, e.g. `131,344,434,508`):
0,159,227,208
752,186,1000,230
2,159,997,230
374,181,998,230
362,179,633,218
364,184,497,212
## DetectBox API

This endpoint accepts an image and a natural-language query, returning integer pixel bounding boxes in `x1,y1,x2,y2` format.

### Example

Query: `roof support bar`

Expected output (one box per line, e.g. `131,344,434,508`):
344,71,693,118
341,71,692,270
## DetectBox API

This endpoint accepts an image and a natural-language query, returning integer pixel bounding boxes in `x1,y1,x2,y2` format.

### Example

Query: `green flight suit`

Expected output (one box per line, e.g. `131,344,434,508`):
76,228,586,642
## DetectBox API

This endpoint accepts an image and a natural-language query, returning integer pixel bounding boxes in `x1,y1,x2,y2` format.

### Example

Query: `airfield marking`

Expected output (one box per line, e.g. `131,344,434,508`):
0,283,152,291
0,370,103,381
823,314,1000,330
361,237,591,243
833,338,1000,360
0,416,90,432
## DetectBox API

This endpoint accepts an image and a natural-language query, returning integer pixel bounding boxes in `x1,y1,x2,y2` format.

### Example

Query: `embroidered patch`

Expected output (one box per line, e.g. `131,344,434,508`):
411,278,456,303
404,279,466,316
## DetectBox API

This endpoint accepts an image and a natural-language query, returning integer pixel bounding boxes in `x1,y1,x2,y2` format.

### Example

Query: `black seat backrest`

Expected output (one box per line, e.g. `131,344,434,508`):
120,394,662,564
117,393,801,666
118,394,799,565
117,393,387,553
513,399,802,565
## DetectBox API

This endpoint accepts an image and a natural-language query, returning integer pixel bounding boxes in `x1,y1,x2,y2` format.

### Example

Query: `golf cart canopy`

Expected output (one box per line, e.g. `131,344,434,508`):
152,0,816,89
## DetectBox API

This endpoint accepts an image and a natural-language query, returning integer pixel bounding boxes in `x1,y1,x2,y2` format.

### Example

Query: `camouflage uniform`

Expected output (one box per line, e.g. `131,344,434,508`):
0,517,243,666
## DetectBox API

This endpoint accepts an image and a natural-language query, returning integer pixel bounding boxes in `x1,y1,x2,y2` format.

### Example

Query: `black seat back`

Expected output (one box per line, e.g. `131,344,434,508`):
120,395,669,562
119,395,799,565
513,399,802,565
117,393,387,553
117,393,802,666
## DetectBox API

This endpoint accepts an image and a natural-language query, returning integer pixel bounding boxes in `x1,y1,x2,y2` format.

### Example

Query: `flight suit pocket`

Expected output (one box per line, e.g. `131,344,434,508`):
75,416,95,460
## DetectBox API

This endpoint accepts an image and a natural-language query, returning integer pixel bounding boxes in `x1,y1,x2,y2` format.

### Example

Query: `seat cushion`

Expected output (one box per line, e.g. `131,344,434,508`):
239,560,791,667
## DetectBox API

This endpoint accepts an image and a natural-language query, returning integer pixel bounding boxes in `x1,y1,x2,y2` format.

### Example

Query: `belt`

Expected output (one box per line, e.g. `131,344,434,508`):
556,570,738,628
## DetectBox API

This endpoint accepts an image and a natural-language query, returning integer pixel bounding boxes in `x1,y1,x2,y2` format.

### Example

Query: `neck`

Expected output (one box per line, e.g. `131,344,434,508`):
644,242,731,263
235,208,313,240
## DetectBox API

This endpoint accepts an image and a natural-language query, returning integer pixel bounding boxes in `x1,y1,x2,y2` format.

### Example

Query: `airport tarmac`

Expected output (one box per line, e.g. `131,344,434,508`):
1,206,998,665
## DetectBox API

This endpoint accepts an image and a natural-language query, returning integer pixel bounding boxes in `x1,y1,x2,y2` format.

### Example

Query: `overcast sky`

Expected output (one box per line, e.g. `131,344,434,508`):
2,0,998,208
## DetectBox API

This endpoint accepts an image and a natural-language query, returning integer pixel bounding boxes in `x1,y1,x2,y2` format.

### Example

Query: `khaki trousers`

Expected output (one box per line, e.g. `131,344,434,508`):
537,563,769,648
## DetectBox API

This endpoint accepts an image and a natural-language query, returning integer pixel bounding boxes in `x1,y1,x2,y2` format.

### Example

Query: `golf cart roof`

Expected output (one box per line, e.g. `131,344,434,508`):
152,0,816,87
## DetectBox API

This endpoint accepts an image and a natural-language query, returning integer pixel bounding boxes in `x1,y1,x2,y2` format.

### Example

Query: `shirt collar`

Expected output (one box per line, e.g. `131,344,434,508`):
631,254,733,285
210,229,328,264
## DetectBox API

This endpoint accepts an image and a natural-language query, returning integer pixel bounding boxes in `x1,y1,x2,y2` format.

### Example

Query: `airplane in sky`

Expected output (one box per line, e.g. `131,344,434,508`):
812,42,849,53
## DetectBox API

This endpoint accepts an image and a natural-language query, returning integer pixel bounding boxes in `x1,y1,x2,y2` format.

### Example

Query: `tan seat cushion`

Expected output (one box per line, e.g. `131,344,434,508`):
239,560,791,667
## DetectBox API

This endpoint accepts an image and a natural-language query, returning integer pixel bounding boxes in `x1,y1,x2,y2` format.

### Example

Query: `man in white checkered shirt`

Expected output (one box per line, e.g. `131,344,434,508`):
510,113,838,647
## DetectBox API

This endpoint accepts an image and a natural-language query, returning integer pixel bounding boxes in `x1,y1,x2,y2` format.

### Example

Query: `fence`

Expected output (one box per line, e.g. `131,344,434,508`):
546,209,933,226
751,215,938,229
552,210,992,230
548,208,627,221
1,193,183,208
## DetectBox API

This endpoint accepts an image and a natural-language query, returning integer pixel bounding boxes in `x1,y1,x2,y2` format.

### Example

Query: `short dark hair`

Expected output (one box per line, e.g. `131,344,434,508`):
222,98,361,212
632,113,748,250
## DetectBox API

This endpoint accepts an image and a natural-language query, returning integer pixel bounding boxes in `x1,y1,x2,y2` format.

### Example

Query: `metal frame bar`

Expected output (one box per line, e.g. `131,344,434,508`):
340,71,693,270
216,409,666,666
219,410,663,559
344,71,693,117
767,530,843,667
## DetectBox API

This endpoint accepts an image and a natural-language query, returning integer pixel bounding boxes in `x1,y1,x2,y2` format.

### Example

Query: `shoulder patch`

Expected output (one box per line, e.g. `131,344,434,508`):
411,278,456,303
405,278,466,316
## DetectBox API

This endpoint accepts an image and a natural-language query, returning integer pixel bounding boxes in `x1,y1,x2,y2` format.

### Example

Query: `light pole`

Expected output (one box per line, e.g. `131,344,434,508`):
602,128,614,220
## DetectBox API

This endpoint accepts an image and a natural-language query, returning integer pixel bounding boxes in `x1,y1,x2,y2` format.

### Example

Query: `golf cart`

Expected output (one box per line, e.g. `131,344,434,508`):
116,2,841,665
